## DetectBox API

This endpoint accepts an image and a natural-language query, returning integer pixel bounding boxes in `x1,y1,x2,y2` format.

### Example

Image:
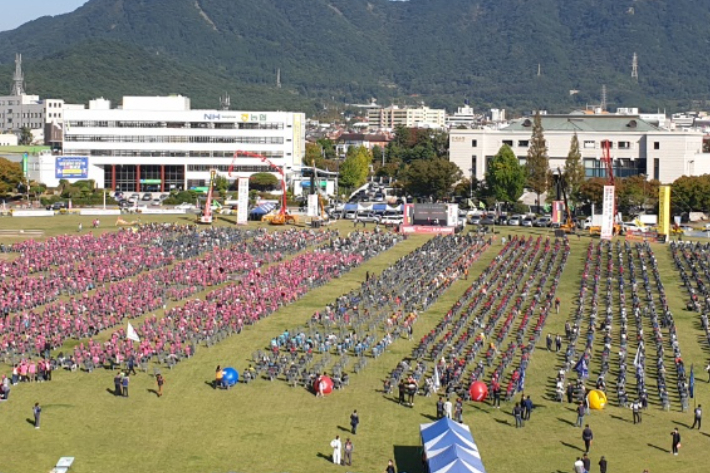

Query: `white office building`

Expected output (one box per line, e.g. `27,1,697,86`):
368,105,446,130
449,114,709,185
29,95,306,190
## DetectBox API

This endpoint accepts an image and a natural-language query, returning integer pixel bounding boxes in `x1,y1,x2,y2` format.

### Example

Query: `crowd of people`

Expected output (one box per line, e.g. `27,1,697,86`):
258,234,491,389
558,240,687,412
0,226,339,370
387,235,569,408
64,231,399,370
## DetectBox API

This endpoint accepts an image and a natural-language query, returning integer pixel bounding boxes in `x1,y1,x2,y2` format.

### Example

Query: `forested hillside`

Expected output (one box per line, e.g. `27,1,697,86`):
0,0,708,112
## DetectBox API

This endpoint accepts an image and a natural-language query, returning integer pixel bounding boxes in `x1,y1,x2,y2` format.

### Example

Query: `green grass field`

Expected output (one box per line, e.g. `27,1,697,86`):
1,217,709,473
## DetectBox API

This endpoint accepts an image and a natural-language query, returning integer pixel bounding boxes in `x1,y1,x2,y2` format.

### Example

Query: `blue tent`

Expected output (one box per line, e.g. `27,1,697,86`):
250,203,276,215
373,204,388,212
343,203,358,211
420,418,487,473
428,444,486,473
421,418,472,444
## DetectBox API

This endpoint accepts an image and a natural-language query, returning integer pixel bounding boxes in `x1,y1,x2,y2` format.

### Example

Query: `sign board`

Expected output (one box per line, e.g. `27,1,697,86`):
658,186,671,236
79,209,121,216
237,177,249,225
446,203,459,227
22,153,28,175
307,194,319,217
140,179,162,184
13,210,55,217
551,201,564,224
600,185,615,240
55,157,89,179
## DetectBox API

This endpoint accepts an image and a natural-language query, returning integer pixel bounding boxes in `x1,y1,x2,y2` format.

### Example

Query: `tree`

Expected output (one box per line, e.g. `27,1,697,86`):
564,133,585,204
526,111,549,208
249,172,279,191
617,175,660,215
404,158,462,199
454,177,478,199
19,127,33,146
0,157,23,194
213,175,229,193
485,145,526,203
305,143,323,167
316,138,337,160
339,146,371,189
671,175,710,213
578,177,607,208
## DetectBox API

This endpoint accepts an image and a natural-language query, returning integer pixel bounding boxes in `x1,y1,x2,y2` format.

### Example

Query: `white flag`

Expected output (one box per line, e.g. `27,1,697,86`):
127,322,141,342
433,365,441,390
633,342,643,368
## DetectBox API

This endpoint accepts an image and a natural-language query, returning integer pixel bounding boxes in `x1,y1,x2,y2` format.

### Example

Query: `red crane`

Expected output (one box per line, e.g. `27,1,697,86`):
229,150,293,225
601,140,615,186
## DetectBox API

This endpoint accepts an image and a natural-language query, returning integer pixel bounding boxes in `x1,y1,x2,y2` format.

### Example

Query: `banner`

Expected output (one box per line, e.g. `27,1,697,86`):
307,194,319,217
600,185,615,240
446,204,459,227
237,177,249,225
658,185,671,236
551,201,564,224
55,157,89,179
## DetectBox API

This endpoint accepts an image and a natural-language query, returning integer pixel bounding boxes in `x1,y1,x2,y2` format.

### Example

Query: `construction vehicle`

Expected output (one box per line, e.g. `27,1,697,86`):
589,140,622,236
197,169,217,224
555,167,575,233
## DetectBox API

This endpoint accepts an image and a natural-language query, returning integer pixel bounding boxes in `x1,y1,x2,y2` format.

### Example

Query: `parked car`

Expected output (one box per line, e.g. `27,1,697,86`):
151,199,162,206
175,202,196,210
344,211,358,220
373,193,385,202
496,215,509,225
45,201,67,211
381,215,403,226
118,200,134,208
522,217,534,227
141,193,153,202
469,215,482,225
129,193,140,201
534,216,551,227
357,212,381,223
159,194,169,201
622,222,648,233
507,216,522,226
480,215,496,225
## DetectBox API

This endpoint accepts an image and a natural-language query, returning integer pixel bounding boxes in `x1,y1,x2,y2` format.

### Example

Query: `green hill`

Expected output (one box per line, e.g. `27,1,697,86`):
0,0,708,112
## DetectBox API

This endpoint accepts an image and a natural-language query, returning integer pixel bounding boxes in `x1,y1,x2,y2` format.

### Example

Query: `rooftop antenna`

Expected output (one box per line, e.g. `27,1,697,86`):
276,68,281,89
631,53,638,82
11,53,25,96
219,92,230,110
600,84,607,112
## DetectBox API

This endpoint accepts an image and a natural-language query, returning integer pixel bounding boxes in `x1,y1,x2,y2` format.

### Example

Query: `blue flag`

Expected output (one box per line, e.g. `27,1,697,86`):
573,356,589,380
690,364,695,399
517,370,526,393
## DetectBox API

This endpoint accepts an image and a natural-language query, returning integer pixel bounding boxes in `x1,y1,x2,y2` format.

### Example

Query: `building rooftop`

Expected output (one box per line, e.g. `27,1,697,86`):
505,115,659,133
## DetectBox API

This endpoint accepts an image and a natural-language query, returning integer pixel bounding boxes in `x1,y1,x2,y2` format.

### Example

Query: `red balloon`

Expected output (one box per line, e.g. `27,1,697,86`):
469,381,488,402
314,376,334,395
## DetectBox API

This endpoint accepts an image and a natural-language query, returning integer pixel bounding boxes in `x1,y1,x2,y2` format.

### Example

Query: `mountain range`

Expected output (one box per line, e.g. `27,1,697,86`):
0,0,709,113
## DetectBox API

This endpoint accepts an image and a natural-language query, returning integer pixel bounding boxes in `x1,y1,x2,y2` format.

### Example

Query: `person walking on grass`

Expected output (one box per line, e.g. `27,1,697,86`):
350,409,359,434
33,402,41,429
385,459,396,473
156,374,164,397
573,457,584,473
582,424,593,453
575,402,585,427
344,438,353,466
122,374,129,397
691,404,702,430
598,455,608,473
671,427,681,455
582,453,590,473
632,399,642,424
114,372,123,396
513,403,523,428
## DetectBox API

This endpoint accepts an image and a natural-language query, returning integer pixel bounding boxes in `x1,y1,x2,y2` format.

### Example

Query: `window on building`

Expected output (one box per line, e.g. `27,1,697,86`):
502,140,513,147
518,140,529,147
654,158,660,180
617,141,631,149
583,140,595,149
471,140,478,148
471,156,477,177
654,142,660,150
518,157,527,167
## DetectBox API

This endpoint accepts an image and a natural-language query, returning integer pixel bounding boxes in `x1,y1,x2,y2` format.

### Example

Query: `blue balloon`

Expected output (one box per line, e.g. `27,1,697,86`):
222,367,239,387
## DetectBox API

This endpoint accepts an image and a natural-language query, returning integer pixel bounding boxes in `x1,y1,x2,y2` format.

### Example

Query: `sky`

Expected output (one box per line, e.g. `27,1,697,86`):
0,0,87,32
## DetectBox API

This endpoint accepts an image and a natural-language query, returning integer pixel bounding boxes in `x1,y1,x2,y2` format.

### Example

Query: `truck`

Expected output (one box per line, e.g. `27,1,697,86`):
580,215,604,230
634,214,658,226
